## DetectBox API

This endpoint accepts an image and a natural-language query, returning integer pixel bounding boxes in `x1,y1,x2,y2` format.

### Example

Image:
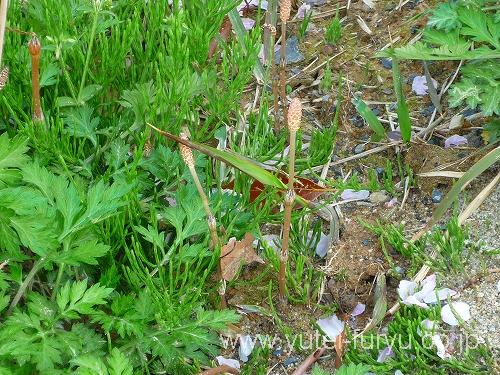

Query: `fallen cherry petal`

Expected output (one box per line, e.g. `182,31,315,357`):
216,356,240,369
317,314,345,341
377,346,394,362
441,302,471,326
351,303,366,317
412,75,437,96
340,189,370,200
241,18,255,30
432,334,452,359
423,288,457,304
297,3,311,19
238,335,255,362
385,197,398,208
444,135,468,148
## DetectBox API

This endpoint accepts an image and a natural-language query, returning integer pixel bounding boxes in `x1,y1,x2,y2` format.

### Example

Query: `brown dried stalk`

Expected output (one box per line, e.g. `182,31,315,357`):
28,35,44,122
279,0,290,128
279,98,302,300
179,133,226,309
264,23,279,132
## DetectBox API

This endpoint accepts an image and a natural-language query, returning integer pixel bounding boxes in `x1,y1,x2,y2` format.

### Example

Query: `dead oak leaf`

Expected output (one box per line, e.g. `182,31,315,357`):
221,233,264,281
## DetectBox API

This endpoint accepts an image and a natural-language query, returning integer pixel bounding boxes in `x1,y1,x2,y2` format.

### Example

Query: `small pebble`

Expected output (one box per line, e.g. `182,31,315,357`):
351,115,364,128
380,58,392,69
431,189,442,203
382,88,393,95
372,107,381,116
362,239,370,246
376,167,385,178
353,144,366,154
370,191,389,204
463,107,480,117
421,104,435,118
273,348,283,357
466,129,484,148
284,356,300,367
275,36,304,64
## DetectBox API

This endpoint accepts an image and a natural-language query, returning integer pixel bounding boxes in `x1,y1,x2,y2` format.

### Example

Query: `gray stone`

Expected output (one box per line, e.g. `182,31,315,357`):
431,188,442,203
284,356,300,366
353,144,366,154
275,36,304,65
306,0,326,5
370,191,389,204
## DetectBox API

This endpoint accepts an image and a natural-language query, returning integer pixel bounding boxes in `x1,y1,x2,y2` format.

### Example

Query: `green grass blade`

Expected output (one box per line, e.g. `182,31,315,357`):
149,124,286,189
425,146,500,230
228,8,265,83
352,96,386,141
392,58,412,143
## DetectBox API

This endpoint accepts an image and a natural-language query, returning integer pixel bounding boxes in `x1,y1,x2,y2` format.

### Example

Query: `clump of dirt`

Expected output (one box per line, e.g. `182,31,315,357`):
324,209,387,312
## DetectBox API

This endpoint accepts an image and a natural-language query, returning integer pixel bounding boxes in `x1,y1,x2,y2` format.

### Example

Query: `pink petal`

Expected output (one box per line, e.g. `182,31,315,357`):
340,189,370,201
297,3,311,19
238,335,255,362
241,18,255,30
216,356,240,369
377,346,394,362
403,295,429,309
431,334,452,359
351,303,366,317
317,314,345,341
412,75,438,96
423,288,457,304
444,135,468,148
397,280,418,300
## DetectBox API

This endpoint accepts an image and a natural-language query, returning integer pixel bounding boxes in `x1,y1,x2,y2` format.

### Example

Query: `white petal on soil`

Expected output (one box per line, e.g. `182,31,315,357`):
260,234,280,253
431,334,452,359
403,295,429,309
395,371,404,375
377,346,394,362
351,303,366,317
216,356,241,369
362,0,375,8
423,288,457,304
397,280,418,300
441,302,471,326
497,280,500,293
238,335,255,362
444,135,468,149
411,75,438,96
340,189,370,201
317,314,345,341
315,232,329,258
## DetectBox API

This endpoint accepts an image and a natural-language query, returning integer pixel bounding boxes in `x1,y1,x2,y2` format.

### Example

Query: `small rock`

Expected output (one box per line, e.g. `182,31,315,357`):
395,266,405,275
275,36,304,65
421,104,435,118
380,58,392,69
375,167,385,178
362,239,370,246
284,356,300,367
463,107,480,117
372,107,381,116
389,102,397,111
382,88,393,95
273,348,283,357
353,144,366,154
370,191,389,204
384,3,396,11
388,131,402,141
466,129,484,148
410,25,419,34
360,134,370,142
448,115,464,130
431,189,442,203
351,115,364,128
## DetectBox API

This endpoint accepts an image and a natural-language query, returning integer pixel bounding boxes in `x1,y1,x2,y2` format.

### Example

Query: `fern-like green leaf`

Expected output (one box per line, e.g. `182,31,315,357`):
427,2,460,32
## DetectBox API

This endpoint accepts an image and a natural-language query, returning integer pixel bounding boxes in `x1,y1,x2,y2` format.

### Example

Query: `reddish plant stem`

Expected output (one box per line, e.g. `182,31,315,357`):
28,36,44,122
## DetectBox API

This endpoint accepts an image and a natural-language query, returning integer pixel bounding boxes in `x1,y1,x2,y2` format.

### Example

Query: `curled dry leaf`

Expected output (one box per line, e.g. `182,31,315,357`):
221,233,264,281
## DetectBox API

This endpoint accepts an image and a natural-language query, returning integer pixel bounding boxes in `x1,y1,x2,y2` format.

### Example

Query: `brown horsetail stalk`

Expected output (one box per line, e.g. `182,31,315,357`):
179,133,227,309
28,35,44,122
279,97,302,300
264,23,280,132
279,0,291,129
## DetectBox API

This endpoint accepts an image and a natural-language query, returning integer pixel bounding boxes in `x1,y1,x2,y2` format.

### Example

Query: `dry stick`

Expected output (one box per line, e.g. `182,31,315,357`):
28,35,44,122
279,97,302,300
387,171,500,316
279,0,290,128
291,346,327,375
199,365,239,375
179,133,227,309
